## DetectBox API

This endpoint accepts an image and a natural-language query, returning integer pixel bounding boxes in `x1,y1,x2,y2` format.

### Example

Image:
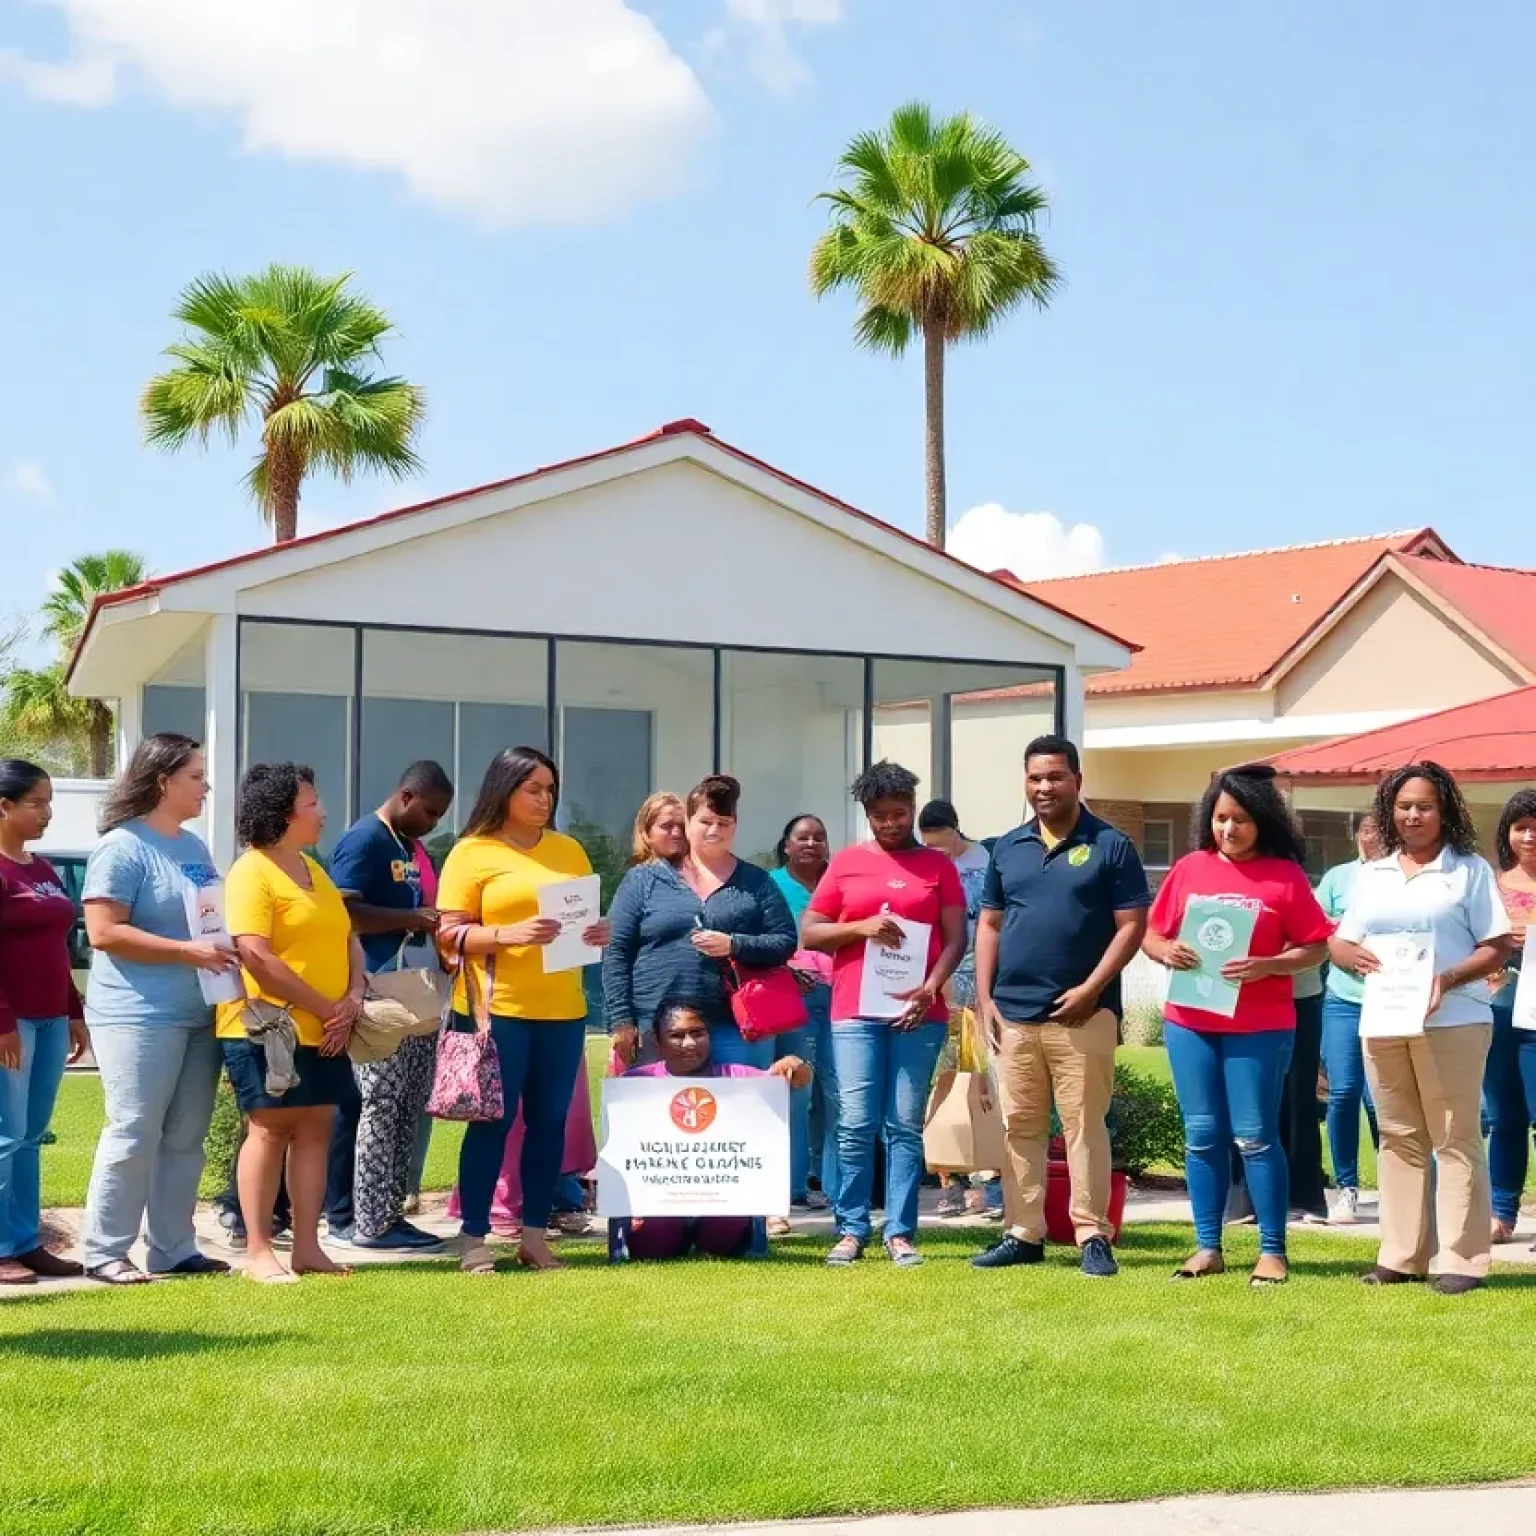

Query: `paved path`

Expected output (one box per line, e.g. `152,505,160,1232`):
543,1485,1536,1535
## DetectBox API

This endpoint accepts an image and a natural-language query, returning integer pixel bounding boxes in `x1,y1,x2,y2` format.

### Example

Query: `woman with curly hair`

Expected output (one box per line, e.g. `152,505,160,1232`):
219,763,364,1283
802,761,968,1268
1329,761,1511,1293
1144,765,1332,1286
1485,788,1536,1245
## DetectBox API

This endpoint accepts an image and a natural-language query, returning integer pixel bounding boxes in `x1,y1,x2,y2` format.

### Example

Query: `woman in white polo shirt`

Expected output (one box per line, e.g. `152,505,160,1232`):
1329,761,1512,1295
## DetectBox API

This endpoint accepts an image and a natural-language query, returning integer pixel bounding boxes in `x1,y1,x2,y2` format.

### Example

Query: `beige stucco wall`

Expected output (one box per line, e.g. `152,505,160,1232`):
1081,742,1316,804
1276,574,1523,718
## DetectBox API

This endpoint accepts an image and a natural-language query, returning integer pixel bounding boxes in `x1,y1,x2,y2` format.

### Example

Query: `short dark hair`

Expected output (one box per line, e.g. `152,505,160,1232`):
1496,789,1536,871
1196,764,1306,864
461,746,559,838
1374,761,1479,857
399,760,454,799
652,996,711,1038
0,759,48,805
687,774,740,819
918,798,960,833
236,762,315,849
1024,734,1081,774
850,760,919,808
773,813,826,866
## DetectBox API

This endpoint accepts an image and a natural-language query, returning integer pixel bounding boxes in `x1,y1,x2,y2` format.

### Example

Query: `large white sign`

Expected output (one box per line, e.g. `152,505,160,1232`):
597,1076,790,1218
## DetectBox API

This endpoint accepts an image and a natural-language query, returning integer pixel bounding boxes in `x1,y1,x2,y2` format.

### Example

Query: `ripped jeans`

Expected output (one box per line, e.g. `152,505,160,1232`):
1165,1022,1294,1257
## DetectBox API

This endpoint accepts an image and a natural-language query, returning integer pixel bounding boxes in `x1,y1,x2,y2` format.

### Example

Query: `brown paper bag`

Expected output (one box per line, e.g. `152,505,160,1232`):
923,1069,1006,1174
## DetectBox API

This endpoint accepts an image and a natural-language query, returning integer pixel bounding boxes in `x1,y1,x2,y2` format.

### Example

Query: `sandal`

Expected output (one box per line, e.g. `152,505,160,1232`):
459,1240,497,1275
1249,1257,1289,1288
885,1237,923,1269
766,1216,792,1238
1171,1250,1225,1281
514,1247,565,1272
826,1236,863,1267
1492,1218,1517,1244
86,1260,152,1286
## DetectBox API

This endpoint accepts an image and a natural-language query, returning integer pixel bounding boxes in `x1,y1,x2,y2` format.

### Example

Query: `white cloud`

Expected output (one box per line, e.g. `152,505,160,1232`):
0,1,716,227
1157,550,1183,564
948,502,1105,580
719,0,846,93
8,461,53,500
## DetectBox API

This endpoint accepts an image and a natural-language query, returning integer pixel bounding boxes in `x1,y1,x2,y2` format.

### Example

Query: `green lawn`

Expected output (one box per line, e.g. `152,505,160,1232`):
4,1226,1536,1536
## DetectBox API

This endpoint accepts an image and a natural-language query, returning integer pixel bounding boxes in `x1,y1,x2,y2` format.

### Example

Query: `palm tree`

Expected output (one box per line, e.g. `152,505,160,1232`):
141,265,427,544
810,102,1060,548
0,551,147,776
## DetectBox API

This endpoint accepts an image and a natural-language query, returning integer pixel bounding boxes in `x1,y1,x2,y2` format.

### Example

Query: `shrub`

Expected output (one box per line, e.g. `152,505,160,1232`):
199,1076,241,1200
1120,1003,1164,1048
1108,1063,1184,1176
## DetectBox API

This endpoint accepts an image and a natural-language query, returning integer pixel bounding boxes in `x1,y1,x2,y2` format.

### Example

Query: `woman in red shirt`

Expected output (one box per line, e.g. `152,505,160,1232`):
0,761,89,1285
802,761,967,1269
1144,765,1331,1287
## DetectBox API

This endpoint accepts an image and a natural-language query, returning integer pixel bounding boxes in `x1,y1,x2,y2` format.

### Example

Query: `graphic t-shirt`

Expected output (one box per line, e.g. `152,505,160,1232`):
328,814,429,971
219,851,354,1047
809,843,965,1024
0,854,83,1033
437,832,593,1021
83,822,220,1026
1148,849,1333,1035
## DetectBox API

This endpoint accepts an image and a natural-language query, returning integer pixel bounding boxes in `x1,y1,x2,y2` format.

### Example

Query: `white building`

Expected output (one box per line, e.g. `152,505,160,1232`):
67,420,1133,871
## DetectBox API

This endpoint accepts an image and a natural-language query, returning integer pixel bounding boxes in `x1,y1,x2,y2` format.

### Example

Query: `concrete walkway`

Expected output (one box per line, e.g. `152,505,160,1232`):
545,1485,1536,1535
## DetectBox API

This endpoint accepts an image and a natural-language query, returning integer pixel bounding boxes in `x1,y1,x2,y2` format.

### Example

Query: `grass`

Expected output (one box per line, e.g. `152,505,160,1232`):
4,1225,1536,1536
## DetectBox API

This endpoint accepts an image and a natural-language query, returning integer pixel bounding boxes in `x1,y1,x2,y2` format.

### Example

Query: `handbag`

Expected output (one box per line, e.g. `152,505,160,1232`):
923,1068,1006,1174
724,958,809,1043
350,940,448,1064
426,935,504,1122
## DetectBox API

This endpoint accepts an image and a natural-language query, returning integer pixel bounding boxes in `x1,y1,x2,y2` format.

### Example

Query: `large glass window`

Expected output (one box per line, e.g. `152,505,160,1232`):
240,622,357,853
143,685,206,744
720,649,864,862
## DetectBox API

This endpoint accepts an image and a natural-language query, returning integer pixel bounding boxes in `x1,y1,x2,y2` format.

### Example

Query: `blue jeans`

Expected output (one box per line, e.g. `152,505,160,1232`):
774,1023,816,1202
1320,994,1379,1190
803,985,841,1198
455,1017,586,1238
0,1017,70,1259
1483,1000,1536,1226
707,1025,773,1071
1165,1021,1295,1257
831,1018,947,1244
82,1021,222,1270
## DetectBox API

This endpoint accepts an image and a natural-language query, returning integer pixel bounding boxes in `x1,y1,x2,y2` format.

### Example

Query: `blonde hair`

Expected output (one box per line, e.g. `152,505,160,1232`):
630,792,686,866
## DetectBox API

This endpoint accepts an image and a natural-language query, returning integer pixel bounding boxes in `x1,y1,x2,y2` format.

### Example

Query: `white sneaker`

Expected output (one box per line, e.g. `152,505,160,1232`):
1331,1187,1361,1225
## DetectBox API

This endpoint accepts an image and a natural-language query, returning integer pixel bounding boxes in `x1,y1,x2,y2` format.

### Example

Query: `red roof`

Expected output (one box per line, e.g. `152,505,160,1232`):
1000,530,1449,695
67,418,1136,683
1396,555,1536,671
1260,685,1536,784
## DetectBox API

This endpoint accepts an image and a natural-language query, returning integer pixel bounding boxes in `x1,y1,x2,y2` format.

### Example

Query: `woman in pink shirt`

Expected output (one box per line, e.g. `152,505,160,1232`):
1144,765,1332,1287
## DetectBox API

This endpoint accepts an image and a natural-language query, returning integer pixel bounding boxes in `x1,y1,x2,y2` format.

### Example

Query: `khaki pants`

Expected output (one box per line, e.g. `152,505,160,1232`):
993,1010,1116,1245
1364,1024,1492,1279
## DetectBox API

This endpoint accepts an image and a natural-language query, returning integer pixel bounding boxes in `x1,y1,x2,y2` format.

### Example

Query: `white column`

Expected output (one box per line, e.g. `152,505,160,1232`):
203,614,239,869
1059,659,1086,751
113,687,142,776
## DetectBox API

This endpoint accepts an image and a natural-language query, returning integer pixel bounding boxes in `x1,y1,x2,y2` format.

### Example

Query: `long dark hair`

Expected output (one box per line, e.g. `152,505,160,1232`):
774,813,826,867
1373,761,1479,857
1496,789,1536,872
99,733,201,834
0,759,48,806
461,746,559,838
1196,764,1307,864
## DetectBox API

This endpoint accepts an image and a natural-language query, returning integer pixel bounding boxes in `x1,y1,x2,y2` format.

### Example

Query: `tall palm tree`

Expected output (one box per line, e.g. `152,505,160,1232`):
141,265,427,544
810,102,1060,549
0,551,147,776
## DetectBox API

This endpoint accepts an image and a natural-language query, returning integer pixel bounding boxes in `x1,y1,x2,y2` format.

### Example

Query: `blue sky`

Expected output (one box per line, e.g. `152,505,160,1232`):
2,0,1534,638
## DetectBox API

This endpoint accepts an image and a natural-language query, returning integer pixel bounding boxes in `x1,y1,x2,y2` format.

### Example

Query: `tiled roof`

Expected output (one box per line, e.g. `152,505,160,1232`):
1396,555,1536,672
1261,685,1536,784
999,530,1448,695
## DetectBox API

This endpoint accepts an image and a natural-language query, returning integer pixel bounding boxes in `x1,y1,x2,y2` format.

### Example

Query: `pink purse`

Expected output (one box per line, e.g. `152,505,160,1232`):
726,960,809,1043
427,936,503,1123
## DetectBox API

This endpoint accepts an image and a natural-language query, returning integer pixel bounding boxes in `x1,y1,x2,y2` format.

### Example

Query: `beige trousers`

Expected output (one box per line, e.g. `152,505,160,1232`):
1364,1024,1492,1279
993,1009,1117,1245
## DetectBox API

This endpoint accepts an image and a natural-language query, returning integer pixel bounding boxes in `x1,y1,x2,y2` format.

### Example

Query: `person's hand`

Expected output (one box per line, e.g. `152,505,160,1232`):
404,907,441,934
1332,940,1380,976
1427,973,1447,1020
498,918,562,947
1512,926,1527,952
1048,982,1102,1027
319,1020,351,1057
610,1022,640,1068
67,1018,90,1064
1162,942,1201,972
1220,956,1273,982
690,929,734,959
856,914,906,949
769,1055,810,1087
327,994,363,1031
978,998,1005,1053
0,1031,19,1071
182,939,240,973
892,983,936,1031
582,918,612,949
789,966,817,995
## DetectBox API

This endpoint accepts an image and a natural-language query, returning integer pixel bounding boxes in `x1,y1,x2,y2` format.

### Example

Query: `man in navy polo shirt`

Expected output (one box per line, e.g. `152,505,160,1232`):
971,734,1149,1278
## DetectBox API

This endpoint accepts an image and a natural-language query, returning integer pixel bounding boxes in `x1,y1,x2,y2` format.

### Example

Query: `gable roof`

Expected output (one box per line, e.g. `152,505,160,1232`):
66,418,1138,687
1260,684,1536,784
998,529,1452,695
1392,555,1536,673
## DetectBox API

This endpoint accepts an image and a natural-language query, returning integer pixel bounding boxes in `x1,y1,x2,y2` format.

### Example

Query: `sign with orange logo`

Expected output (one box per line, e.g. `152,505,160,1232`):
597,1076,791,1217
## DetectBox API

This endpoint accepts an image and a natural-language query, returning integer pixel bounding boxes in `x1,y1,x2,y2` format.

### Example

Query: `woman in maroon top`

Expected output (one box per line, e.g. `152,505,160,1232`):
0,761,89,1284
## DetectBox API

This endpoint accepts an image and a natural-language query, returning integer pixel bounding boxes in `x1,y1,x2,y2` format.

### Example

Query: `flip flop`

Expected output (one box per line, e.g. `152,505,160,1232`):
86,1260,151,1286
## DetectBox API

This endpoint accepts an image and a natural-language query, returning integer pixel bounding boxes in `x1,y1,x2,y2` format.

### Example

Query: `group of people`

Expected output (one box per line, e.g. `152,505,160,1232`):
0,722,1530,1292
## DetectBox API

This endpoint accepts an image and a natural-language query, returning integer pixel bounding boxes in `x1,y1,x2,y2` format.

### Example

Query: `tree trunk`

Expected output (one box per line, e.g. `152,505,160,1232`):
922,319,947,549
88,699,113,778
268,439,303,544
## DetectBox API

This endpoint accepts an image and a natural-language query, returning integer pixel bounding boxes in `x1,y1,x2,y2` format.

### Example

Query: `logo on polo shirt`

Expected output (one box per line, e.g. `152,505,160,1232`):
1068,845,1091,867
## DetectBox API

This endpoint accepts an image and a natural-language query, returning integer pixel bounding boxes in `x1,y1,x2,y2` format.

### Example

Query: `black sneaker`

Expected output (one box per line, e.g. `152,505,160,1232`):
352,1222,445,1252
970,1234,1045,1269
1080,1236,1118,1278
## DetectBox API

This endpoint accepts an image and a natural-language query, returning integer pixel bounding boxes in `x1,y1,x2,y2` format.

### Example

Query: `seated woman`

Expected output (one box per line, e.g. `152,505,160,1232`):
613,999,810,1263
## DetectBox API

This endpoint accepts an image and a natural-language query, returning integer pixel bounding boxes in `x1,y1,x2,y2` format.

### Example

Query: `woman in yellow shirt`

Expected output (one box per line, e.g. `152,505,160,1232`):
220,763,364,1284
438,746,609,1274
